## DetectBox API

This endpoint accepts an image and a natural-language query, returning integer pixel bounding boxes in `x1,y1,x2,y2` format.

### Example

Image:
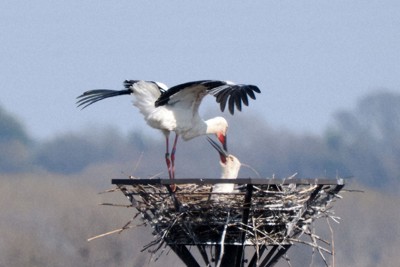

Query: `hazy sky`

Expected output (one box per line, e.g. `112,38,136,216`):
1,1,399,140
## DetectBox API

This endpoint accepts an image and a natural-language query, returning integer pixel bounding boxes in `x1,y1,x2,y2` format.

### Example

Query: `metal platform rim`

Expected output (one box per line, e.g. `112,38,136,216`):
112,177,344,186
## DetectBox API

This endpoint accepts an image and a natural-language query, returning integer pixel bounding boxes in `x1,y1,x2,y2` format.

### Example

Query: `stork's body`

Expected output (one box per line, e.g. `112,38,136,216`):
77,80,260,183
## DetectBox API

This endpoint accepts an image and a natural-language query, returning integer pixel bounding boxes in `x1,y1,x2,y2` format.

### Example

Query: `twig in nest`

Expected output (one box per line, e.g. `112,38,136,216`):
87,222,144,242
87,229,126,242
148,171,163,179
98,187,120,194
287,238,331,255
292,235,330,267
141,237,164,252
132,151,144,174
328,214,341,224
241,163,261,178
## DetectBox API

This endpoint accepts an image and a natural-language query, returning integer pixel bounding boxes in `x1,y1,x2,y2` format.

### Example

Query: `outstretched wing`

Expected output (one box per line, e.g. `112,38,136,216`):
155,80,261,115
76,80,167,109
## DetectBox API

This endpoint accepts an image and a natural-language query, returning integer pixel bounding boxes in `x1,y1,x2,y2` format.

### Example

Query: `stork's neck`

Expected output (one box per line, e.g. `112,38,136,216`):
220,156,241,179
181,116,227,141
181,118,207,140
221,166,240,179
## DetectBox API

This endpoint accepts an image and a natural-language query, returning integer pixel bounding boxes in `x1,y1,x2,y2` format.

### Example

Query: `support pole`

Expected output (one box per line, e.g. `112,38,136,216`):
196,245,211,267
264,245,291,267
248,245,267,267
169,245,201,267
217,183,254,267
236,183,254,266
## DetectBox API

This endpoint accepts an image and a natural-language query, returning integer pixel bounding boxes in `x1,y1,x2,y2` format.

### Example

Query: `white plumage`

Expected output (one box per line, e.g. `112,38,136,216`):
77,80,260,184
207,137,241,195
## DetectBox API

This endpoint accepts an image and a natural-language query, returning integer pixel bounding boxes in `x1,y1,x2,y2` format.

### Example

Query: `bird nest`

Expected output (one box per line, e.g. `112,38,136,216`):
109,178,344,257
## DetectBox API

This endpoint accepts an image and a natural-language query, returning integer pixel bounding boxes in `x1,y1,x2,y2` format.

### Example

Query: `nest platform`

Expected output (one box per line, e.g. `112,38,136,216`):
111,178,344,267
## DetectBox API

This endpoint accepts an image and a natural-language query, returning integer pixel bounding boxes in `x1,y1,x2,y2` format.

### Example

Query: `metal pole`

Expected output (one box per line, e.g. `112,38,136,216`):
235,183,254,266
169,244,201,267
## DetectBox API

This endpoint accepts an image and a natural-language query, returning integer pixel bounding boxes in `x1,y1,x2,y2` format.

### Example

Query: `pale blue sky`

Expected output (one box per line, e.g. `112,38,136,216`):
1,1,400,139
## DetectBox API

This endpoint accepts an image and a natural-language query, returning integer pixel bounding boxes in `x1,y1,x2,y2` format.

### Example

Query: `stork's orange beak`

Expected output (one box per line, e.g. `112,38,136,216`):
207,137,228,164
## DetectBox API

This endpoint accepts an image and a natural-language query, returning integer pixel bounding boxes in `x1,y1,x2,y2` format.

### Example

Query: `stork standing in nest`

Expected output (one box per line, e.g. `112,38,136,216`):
77,80,260,184
207,137,241,195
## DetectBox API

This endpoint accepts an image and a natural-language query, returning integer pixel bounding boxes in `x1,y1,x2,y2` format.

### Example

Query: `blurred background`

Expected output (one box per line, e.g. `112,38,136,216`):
1,1,399,266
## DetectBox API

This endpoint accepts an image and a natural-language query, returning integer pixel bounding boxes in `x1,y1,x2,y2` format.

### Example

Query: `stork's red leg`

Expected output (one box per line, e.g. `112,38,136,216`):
165,135,172,180
170,134,179,180
165,134,176,192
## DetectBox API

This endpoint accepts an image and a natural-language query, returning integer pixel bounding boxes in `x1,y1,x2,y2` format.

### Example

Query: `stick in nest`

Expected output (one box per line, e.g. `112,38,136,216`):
87,222,143,242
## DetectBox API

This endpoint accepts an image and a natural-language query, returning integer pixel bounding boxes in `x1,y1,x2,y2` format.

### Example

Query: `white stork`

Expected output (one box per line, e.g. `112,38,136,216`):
76,80,260,183
207,137,241,196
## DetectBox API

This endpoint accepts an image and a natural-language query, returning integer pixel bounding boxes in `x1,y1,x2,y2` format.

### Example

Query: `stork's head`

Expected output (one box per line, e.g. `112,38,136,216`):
207,137,241,178
206,116,228,151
